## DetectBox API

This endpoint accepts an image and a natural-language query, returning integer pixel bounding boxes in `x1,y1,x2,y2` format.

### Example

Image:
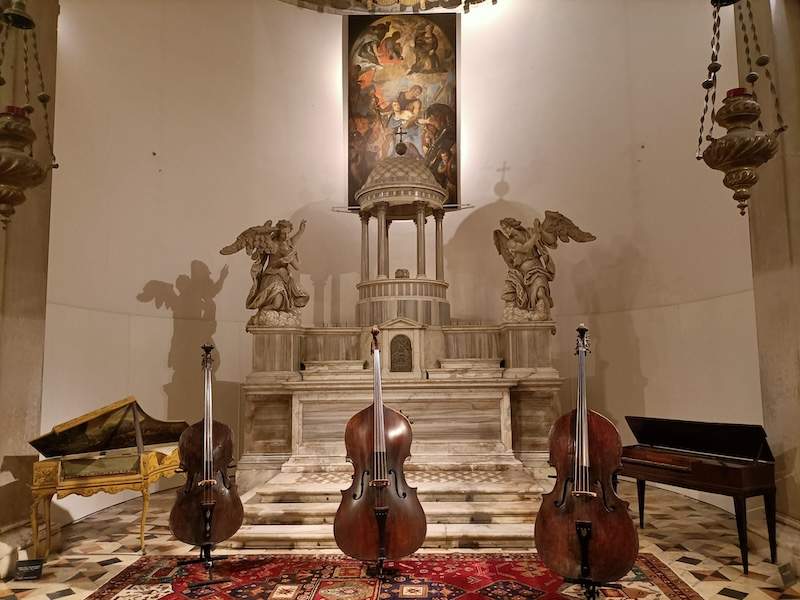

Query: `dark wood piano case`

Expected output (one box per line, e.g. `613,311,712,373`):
620,416,777,574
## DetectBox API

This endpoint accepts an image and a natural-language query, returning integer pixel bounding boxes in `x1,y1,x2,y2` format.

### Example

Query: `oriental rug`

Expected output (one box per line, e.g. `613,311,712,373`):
86,553,701,600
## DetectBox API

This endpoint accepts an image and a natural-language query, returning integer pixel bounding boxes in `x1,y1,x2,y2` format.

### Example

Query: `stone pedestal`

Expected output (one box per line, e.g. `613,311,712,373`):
500,321,558,375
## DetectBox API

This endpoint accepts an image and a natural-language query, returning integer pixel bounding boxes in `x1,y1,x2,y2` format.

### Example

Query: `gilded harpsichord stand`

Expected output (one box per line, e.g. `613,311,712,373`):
226,146,594,549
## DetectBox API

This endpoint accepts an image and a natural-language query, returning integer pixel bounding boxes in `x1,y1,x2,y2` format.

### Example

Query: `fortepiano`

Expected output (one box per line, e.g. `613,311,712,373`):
29,396,188,558
620,416,777,574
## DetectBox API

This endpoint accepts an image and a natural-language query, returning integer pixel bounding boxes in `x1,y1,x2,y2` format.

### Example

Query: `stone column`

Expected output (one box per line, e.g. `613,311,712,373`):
434,209,445,281
415,202,427,277
376,203,388,278
384,220,391,277
736,0,800,575
0,0,59,576
360,212,370,282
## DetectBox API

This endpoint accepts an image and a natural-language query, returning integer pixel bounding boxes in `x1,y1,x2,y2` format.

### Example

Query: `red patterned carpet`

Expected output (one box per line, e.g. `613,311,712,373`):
86,553,701,600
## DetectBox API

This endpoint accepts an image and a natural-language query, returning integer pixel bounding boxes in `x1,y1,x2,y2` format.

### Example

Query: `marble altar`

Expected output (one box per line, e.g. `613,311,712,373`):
229,147,569,549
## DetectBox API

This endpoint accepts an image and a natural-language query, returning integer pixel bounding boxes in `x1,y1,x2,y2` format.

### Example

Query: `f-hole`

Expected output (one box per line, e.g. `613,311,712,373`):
389,469,406,498
353,469,370,500
554,476,573,509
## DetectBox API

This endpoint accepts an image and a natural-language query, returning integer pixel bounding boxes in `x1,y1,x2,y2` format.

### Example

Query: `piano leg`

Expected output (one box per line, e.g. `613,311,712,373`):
764,489,778,564
733,496,749,574
41,495,53,559
140,487,150,554
30,499,39,559
636,479,646,529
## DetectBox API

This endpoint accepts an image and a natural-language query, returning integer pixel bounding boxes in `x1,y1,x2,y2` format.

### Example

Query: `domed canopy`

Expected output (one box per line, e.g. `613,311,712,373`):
356,155,447,220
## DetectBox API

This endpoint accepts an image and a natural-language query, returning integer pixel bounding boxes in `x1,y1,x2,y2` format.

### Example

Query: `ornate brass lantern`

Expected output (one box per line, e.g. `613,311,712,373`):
696,0,787,216
0,0,56,229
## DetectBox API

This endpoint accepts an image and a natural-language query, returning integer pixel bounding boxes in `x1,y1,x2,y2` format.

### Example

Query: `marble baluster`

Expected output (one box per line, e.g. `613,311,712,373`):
434,209,444,281
376,203,388,279
360,212,370,282
415,202,426,278
385,220,391,278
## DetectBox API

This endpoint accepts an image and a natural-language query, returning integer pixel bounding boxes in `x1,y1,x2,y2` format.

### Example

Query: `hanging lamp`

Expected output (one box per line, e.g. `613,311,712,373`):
696,0,787,216
0,0,56,229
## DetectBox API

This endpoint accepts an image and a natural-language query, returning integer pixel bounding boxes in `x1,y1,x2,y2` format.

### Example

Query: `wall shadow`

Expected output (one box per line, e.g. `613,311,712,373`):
445,168,539,322
566,240,648,443
137,260,239,433
289,202,361,326
0,455,72,534
1,456,37,529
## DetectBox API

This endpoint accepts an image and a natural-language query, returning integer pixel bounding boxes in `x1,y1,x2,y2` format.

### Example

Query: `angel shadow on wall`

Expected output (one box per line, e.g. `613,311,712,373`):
136,260,239,437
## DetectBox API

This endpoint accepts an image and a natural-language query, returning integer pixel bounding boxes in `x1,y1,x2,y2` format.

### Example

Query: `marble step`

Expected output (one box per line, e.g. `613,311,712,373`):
249,479,546,505
281,460,528,474
228,523,536,550
244,500,540,525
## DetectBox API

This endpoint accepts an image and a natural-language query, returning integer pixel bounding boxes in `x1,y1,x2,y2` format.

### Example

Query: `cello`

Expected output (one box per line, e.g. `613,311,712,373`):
334,327,427,573
535,325,638,598
169,344,243,586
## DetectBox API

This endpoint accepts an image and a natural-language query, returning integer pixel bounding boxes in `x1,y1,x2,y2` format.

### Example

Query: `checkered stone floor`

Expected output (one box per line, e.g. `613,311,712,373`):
0,482,797,600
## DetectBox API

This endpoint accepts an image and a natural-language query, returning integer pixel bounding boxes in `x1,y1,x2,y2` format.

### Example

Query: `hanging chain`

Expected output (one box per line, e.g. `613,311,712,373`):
0,25,9,86
31,29,57,169
21,31,31,106
697,5,721,159
736,3,763,130
21,31,35,156
745,0,786,132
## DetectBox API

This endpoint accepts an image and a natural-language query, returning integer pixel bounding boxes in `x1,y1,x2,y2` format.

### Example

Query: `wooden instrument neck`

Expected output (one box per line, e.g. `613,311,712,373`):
573,326,591,495
371,327,388,489
202,345,215,501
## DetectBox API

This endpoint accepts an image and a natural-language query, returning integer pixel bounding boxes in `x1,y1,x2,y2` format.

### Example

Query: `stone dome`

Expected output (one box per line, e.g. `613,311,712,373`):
356,155,447,220
361,156,443,191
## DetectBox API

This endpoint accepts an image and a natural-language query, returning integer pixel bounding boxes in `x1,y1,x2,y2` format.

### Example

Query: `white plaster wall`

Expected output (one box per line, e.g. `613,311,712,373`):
44,0,763,522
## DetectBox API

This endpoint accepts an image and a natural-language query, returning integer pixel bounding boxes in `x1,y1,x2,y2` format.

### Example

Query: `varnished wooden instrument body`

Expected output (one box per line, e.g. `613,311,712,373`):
334,404,426,560
169,345,243,548
534,325,638,585
169,420,244,546
333,327,426,562
535,409,638,583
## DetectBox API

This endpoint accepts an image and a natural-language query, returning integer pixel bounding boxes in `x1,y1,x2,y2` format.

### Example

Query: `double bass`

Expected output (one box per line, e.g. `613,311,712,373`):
535,325,638,596
334,327,427,572
169,345,243,580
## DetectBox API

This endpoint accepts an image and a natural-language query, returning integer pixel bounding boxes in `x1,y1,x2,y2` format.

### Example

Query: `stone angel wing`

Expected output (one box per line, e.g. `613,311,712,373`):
538,210,596,249
493,228,516,268
220,220,275,257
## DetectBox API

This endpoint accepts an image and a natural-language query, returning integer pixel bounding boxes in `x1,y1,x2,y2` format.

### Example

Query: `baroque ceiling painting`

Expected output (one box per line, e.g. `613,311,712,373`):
348,14,458,207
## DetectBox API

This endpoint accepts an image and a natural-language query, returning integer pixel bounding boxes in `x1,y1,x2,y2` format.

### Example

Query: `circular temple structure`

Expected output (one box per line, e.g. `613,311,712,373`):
355,154,451,326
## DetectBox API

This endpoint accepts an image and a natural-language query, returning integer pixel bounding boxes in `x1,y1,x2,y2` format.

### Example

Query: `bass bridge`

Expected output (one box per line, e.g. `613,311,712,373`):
369,479,389,488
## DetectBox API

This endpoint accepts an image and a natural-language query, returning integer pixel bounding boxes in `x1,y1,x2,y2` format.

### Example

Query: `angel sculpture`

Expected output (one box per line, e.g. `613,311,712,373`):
493,211,596,322
220,219,309,327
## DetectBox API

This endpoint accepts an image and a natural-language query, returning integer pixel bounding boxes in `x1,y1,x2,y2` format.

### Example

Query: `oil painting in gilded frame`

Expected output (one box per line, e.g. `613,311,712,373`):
347,13,459,208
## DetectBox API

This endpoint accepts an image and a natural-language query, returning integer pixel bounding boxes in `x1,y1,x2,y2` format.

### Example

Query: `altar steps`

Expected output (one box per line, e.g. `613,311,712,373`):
230,468,548,550
230,523,536,550
245,500,539,525
249,479,546,505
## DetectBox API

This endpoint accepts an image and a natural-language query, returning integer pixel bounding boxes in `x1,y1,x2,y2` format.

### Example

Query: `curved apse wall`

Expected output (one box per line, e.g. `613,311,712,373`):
44,0,761,522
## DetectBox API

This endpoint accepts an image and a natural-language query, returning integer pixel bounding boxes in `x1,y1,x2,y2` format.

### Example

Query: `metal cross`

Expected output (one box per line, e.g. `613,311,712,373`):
497,161,511,180
394,126,407,145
